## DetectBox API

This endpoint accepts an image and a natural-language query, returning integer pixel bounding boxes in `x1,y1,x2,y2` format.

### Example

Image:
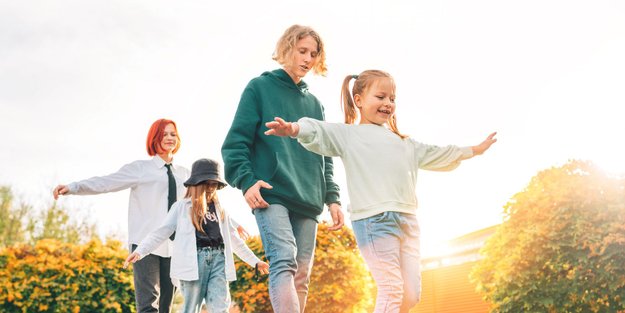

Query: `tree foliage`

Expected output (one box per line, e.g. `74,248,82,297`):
26,202,98,245
230,222,376,313
471,160,625,313
0,186,29,247
0,185,97,247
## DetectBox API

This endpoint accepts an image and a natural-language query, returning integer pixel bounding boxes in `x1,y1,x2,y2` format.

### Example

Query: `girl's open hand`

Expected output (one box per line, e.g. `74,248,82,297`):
123,252,141,269
472,132,498,155
264,117,299,137
256,261,269,275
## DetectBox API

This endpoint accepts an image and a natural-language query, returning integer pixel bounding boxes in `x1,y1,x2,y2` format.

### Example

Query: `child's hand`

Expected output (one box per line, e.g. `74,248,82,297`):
237,225,249,241
264,117,299,137
472,132,497,156
53,184,69,200
256,261,269,275
123,252,141,269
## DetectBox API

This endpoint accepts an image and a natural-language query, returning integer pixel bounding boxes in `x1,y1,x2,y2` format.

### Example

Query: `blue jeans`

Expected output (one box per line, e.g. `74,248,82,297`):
180,247,229,313
254,204,317,313
353,211,421,313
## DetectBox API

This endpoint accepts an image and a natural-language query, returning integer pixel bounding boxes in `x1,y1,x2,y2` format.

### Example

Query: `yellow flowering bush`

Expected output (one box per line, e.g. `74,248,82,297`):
307,223,375,313
0,238,135,312
231,222,375,313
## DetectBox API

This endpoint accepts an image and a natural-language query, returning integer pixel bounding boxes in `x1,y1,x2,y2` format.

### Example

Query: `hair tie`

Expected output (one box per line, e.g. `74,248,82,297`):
352,74,359,79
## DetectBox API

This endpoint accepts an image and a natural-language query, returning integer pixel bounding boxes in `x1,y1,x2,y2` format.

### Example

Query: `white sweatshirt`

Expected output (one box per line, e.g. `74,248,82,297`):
295,117,473,221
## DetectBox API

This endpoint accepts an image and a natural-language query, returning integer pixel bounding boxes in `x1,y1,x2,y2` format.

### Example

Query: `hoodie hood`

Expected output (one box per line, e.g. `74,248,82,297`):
262,69,309,93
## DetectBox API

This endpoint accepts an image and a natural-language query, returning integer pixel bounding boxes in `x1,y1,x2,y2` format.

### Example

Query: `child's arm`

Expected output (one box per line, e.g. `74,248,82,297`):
265,117,347,157
417,132,497,171
225,218,267,271
230,218,249,240
54,161,142,199
472,132,497,156
123,202,180,268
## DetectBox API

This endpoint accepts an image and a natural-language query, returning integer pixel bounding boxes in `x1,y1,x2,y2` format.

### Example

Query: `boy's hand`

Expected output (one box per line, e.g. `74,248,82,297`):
245,180,273,209
327,203,344,231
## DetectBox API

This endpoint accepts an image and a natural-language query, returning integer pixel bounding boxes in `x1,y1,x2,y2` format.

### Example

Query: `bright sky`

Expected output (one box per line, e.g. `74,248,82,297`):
2,0,624,257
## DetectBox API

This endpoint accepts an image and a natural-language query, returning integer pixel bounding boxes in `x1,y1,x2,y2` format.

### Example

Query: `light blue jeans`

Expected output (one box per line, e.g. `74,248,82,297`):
352,211,421,313
180,247,229,313
254,204,317,313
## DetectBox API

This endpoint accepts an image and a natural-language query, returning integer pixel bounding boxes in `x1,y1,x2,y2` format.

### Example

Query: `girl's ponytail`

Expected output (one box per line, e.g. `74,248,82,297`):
341,75,359,125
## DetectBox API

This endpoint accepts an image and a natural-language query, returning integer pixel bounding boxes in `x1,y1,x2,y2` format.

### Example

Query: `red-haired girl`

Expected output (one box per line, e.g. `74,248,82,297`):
53,118,189,313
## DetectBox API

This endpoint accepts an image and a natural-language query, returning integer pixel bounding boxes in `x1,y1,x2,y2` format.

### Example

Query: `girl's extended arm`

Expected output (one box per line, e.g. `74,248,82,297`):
265,117,347,157
54,161,141,199
417,132,497,171
471,132,498,156
226,218,265,270
230,218,250,240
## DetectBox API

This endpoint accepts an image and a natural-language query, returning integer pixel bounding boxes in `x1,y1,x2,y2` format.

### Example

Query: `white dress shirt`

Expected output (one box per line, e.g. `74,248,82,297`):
68,156,190,257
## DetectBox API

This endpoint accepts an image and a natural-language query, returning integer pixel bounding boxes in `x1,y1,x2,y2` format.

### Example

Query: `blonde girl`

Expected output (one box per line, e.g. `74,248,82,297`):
265,69,497,313
124,158,269,313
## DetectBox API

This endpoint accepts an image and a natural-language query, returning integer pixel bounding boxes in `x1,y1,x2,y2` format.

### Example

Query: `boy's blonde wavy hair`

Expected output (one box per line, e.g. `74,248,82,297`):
272,24,327,76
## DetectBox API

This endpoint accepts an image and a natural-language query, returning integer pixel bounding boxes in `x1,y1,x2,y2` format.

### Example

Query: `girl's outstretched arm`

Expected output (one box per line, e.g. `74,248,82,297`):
471,132,498,156
264,117,300,137
52,185,70,199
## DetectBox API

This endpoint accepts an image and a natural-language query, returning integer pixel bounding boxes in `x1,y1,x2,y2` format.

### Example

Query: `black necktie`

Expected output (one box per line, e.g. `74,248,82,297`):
165,164,176,240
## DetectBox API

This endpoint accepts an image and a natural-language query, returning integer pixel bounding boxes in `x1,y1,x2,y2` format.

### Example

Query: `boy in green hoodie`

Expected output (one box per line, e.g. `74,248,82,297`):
221,24,343,313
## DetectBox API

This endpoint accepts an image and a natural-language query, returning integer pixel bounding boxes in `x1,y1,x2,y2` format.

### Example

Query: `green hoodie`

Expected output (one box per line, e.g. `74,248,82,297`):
221,69,341,221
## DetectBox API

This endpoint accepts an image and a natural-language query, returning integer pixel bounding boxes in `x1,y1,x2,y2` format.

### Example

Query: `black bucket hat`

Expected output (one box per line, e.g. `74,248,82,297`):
184,158,228,189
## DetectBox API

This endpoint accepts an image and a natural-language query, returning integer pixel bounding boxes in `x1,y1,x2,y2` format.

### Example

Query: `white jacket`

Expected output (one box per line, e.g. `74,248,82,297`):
134,198,261,286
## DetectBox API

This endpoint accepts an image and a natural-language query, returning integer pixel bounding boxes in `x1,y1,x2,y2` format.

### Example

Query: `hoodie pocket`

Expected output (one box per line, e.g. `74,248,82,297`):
269,152,324,207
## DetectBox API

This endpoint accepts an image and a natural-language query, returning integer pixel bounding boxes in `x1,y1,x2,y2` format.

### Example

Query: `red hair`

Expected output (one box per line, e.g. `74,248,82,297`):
146,119,181,156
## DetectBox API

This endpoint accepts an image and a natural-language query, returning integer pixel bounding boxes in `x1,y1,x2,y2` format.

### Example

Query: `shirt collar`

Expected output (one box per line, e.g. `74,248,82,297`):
152,155,175,169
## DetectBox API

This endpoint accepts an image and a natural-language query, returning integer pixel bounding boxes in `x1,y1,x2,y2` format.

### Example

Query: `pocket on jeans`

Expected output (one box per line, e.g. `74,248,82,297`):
367,212,399,255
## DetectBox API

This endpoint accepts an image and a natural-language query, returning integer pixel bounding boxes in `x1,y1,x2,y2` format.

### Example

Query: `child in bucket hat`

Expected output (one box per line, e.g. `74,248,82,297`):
125,158,269,313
